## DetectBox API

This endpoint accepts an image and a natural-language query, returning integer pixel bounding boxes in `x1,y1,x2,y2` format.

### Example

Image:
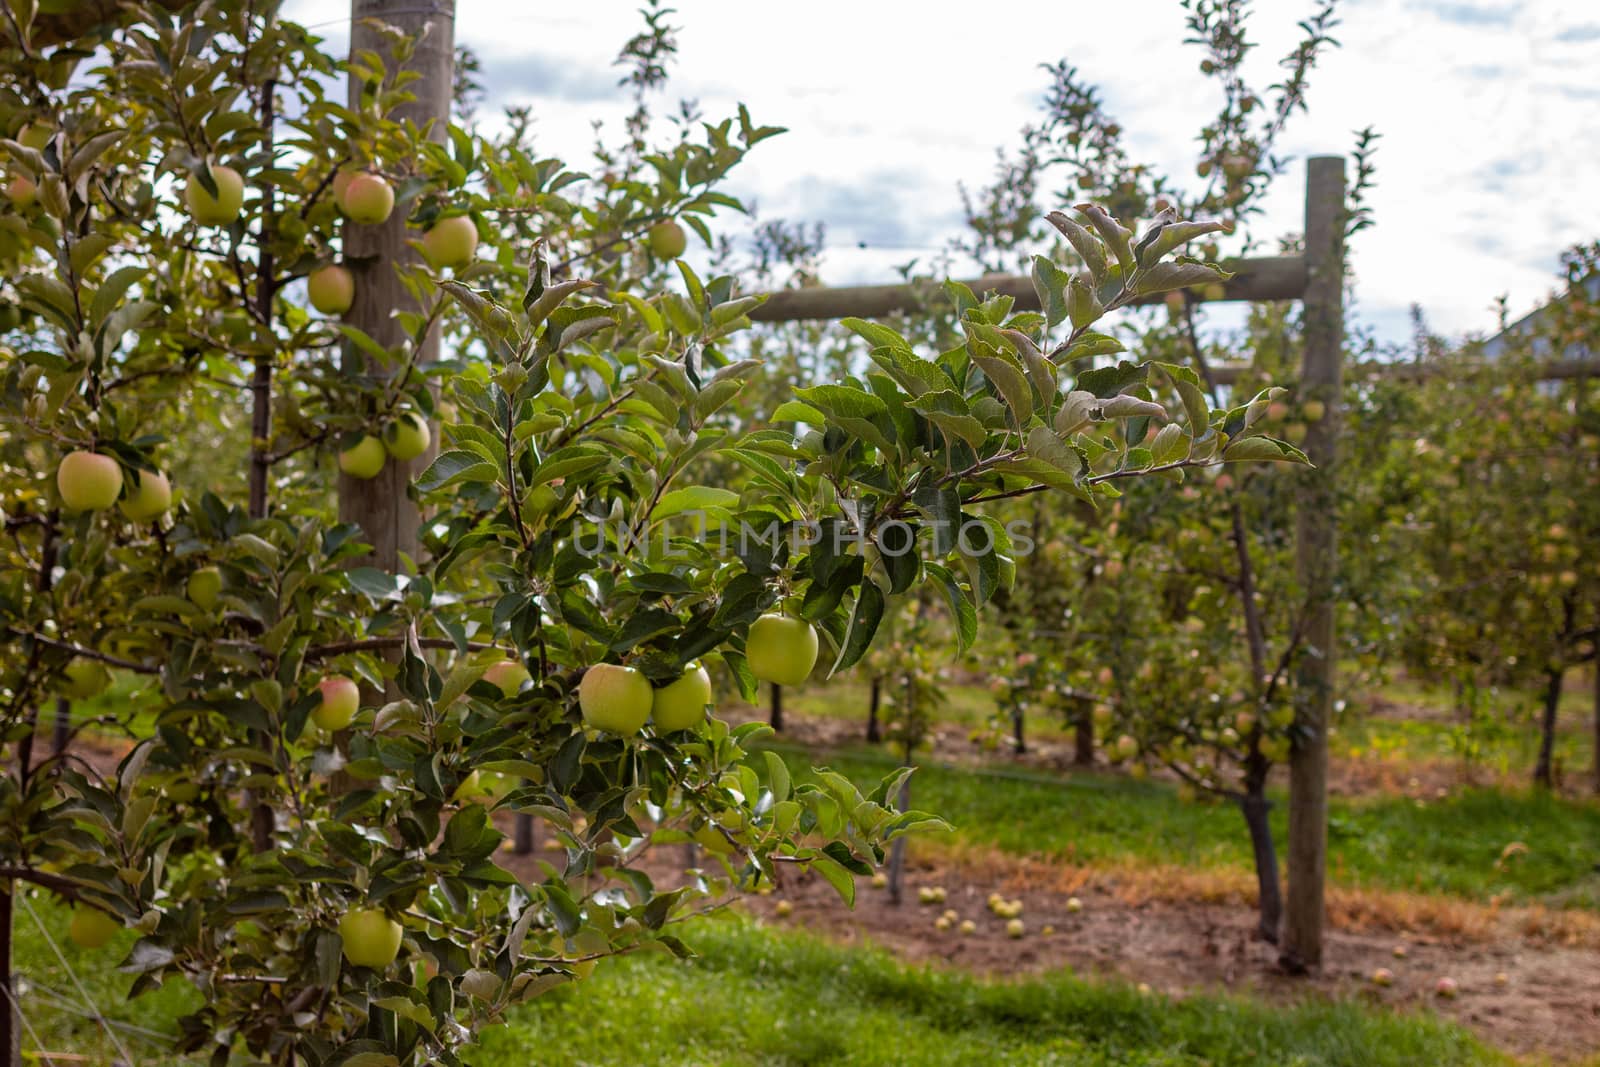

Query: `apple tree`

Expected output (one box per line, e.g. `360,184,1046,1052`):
0,3,1310,1063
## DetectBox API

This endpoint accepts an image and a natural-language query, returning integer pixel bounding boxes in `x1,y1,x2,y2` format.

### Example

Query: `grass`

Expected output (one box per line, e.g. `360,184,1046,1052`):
10,901,1511,1066
767,744,1600,909
10,895,201,1064
471,917,1510,1067
1339,676,1594,785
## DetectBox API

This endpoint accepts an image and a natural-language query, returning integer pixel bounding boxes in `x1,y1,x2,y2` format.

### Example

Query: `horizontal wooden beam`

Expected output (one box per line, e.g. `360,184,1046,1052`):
1208,357,1600,387
750,255,1309,324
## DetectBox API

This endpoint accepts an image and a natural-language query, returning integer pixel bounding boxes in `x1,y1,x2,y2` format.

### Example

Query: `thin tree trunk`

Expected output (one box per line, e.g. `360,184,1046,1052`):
1534,666,1564,789
1012,705,1026,755
769,683,783,732
513,812,534,854
866,677,881,743
51,697,70,754
1074,701,1094,765
1592,662,1599,794
1239,791,1283,944
246,81,280,853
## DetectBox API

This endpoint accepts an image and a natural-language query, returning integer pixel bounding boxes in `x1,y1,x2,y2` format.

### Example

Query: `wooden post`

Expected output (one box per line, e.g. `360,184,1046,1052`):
1281,155,1345,972
339,0,455,569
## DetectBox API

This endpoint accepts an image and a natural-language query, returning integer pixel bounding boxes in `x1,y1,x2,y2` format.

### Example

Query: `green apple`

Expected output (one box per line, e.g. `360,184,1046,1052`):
5,174,34,208
1066,896,1083,913
338,435,386,479
1283,422,1308,445
184,164,244,227
313,675,360,731
1265,401,1290,422
745,614,819,687
1113,734,1139,761
421,215,479,269
651,663,711,731
17,123,50,150
647,219,687,259
187,566,222,610
578,663,652,736
307,264,355,315
382,412,431,461
482,659,530,697
339,907,403,968
68,907,120,949
57,451,123,511
773,900,793,918
338,172,394,225
59,659,111,700
959,919,976,935
1005,918,1025,939
118,469,172,522
450,769,484,802
1301,399,1326,422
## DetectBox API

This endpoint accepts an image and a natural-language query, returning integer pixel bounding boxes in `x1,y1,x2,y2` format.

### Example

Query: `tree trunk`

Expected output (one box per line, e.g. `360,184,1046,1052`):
1281,155,1345,975
1534,666,1564,789
1592,663,1599,794
1012,705,1026,755
513,812,534,854
769,683,783,733
1074,701,1094,765
1239,791,1283,944
51,696,70,754
885,767,911,907
866,677,882,743
339,0,455,569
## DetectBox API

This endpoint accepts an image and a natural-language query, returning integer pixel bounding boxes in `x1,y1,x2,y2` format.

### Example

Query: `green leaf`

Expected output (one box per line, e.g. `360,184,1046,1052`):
417,450,500,492
1030,255,1074,329
830,580,885,675
770,400,825,424
794,384,893,452
907,390,987,451
965,335,1034,427
652,485,739,521
1076,360,1147,399
924,561,976,653
1025,424,1084,477
808,854,856,908
1133,258,1232,297
763,751,791,804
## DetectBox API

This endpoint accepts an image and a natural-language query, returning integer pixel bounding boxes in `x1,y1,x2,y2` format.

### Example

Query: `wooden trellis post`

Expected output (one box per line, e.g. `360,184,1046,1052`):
1281,155,1346,972
339,0,455,570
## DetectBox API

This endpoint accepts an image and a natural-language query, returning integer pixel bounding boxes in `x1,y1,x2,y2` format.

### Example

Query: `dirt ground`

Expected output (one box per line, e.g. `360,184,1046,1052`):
727,851,1600,1064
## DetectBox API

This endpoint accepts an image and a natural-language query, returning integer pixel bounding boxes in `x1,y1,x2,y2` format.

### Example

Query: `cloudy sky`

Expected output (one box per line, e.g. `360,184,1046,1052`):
300,1,1597,348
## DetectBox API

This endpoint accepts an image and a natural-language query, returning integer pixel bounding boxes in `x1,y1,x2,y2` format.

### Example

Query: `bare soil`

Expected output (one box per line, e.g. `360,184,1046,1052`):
728,850,1600,1064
